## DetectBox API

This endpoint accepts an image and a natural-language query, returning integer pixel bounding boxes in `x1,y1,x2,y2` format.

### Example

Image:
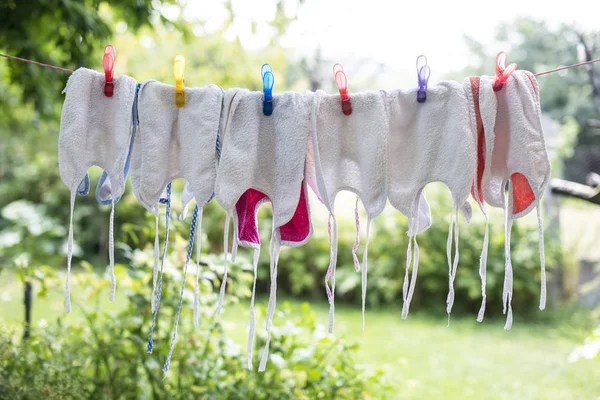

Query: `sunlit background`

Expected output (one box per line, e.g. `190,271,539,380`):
183,0,600,81
0,0,599,398
182,0,600,72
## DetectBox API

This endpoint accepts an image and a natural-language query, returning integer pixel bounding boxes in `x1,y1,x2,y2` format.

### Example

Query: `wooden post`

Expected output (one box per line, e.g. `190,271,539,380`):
23,281,32,339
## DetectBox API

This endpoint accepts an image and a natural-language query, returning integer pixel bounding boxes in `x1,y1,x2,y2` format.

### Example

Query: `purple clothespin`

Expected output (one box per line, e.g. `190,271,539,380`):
416,55,430,103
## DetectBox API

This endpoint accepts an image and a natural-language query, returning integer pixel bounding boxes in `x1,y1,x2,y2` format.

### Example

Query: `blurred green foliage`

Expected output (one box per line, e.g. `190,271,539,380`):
0,245,389,399
0,0,186,115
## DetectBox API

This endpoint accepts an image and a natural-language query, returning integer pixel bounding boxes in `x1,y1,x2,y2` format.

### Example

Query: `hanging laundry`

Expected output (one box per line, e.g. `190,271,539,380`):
308,89,396,331
58,67,137,312
386,80,476,320
130,79,223,356
465,74,497,321
469,70,550,329
42,41,564,372
131,79,222,294
131,81,222,212
215,88,313,371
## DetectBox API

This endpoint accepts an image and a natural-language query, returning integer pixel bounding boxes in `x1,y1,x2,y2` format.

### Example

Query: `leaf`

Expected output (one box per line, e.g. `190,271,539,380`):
80,260,94,273
308,369,322,380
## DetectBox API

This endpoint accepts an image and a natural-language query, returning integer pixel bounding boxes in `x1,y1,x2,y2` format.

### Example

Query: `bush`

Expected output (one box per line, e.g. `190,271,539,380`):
0,244,389,399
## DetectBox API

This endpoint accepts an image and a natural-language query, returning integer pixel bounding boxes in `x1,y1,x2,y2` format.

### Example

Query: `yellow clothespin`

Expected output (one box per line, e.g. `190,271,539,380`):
174,55,185,107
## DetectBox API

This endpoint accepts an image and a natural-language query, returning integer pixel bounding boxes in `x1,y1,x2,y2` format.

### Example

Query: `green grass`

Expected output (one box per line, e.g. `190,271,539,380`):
1,275,599,400
221,300,600,400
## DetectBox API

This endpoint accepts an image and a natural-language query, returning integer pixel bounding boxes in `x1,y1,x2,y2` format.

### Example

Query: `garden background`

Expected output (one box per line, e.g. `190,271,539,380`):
1,1,599,398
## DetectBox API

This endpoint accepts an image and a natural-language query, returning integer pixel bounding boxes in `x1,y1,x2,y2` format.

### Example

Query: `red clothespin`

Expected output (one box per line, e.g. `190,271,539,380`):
493,51,516,92
333,63,352,115
103,45,115,97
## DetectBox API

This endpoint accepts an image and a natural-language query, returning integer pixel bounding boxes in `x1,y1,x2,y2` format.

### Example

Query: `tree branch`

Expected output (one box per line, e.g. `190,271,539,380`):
550,178,600,205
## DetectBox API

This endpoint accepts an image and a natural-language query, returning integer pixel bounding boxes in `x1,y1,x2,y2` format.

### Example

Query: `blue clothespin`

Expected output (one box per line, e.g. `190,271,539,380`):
262,64,274,116
416,55,430,103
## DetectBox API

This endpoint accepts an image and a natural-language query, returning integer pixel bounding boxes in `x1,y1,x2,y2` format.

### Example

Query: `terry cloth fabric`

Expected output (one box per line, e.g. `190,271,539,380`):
212,88,239,319
308,89,397,331
469,70,550,328
131,81,222,213
233,182,312,371
95,83,141,206
58,67,137,313
92,83,141,303
465,75,496,321
234,185,312,248
131,81,222,351
215,89,312,371
386,80,476,320
165,91,224,370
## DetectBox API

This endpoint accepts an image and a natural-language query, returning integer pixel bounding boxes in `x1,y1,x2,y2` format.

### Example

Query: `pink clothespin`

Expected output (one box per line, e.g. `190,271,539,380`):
493,51,516,92
333,63,352,115
103,45,116,97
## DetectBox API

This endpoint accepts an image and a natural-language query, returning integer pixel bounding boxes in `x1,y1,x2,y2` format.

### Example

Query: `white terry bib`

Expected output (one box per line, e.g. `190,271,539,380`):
131,80,222,332
215,89,312,371
481,71,549,216
59,67,137,313
94,83,141,206
132,81,223,361
216,89,311,229
309,90,394,331
386,81,476,319
131,81,223,212
472,71,550,329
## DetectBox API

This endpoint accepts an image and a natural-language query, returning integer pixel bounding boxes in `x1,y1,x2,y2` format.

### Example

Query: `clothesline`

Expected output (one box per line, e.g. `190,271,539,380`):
0,53,74,73
56,66,550,372
534,57,600,76
0,46,579,373
1,51,599,79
